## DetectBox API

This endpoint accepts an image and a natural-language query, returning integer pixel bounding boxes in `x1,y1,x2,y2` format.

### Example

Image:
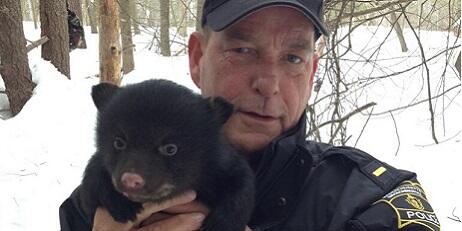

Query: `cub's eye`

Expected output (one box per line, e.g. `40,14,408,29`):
113,137,127,150
158,144,178,156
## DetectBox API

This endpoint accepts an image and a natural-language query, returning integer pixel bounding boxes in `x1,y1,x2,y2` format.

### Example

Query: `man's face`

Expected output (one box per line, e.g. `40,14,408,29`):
188,6,319,153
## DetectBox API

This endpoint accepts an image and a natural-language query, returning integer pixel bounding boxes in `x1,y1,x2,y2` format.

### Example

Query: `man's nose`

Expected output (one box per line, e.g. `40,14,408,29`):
252,63,280,97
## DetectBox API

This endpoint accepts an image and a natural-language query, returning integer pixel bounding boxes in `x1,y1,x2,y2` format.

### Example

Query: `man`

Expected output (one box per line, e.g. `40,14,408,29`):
67,8,86,50
60,0,440,230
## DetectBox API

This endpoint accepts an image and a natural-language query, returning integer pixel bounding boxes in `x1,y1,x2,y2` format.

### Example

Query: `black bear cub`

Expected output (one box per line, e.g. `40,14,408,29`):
80,79,255,231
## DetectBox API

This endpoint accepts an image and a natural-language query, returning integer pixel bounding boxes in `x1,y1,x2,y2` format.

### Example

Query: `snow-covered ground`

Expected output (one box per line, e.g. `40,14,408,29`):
0,22,460,230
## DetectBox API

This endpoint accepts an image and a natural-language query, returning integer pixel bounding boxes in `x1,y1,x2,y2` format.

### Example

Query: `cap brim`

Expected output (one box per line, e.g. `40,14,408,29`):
205,0,329,37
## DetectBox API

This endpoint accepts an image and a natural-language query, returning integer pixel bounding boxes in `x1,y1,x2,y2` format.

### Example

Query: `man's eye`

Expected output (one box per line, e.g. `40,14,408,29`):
287,54,302,64
233,47,251,54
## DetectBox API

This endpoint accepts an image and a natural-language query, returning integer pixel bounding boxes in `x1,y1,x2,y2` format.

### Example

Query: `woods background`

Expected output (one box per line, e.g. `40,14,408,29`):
0,0,460,146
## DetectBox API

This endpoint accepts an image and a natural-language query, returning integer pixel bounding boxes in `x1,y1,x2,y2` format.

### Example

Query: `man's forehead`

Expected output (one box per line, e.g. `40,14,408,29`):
218,18,314,50
221,6,315,40
222,26,313,48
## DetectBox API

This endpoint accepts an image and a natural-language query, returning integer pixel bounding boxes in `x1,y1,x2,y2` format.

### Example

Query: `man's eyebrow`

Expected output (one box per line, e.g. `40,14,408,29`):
223,28,256,42
288,40,314,51
223,27,314,51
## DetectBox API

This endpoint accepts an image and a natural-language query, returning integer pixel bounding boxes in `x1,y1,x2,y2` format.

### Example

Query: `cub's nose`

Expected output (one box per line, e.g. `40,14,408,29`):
121,172,145,192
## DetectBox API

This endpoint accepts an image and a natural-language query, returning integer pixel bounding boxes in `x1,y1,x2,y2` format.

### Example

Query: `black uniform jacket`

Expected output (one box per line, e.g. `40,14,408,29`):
59,117,440,231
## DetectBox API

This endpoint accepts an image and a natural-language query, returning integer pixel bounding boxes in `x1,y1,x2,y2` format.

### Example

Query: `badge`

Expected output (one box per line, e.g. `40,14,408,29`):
375,180,440,230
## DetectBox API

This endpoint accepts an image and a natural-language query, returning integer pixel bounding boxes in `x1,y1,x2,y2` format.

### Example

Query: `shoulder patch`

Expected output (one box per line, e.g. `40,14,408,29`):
374,180,440,231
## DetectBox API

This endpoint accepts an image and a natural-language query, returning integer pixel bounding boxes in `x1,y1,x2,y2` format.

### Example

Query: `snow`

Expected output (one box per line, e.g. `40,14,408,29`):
0,22,460,230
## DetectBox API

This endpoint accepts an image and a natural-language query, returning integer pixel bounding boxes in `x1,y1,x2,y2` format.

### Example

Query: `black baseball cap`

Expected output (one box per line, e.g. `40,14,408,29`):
201,0,329,39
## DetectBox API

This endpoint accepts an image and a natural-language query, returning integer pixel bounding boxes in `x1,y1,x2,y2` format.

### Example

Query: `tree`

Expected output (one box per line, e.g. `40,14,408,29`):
172,0,188,37
160,0,171,56
129,0,140,35
388,7,408,52
86,0,98,33
30,0,38,29
120,0,135,73
147,0,158,27
99,0,121,84
68,0,83,20
195,0,204,31
39,0,70,78
0,0,36,116
306,0,460,145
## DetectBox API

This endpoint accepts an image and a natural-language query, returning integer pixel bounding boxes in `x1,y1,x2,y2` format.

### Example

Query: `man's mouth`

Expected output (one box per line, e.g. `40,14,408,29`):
238,111,278,122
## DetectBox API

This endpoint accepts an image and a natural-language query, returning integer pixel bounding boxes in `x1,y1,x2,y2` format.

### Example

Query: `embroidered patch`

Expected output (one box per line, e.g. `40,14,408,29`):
375,180,440,231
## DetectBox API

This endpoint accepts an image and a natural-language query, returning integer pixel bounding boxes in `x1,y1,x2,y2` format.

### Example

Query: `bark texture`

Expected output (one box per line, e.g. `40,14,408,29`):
160,0,171,56
120,0,135,74
99,0,121,84
0,0,36,116
40,0,70,78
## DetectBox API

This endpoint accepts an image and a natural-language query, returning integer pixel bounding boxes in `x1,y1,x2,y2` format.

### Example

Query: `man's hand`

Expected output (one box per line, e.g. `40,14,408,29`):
92,191,206,231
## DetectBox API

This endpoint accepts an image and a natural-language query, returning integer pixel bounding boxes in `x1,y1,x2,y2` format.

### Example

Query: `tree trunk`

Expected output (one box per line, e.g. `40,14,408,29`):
99,0,121,84
130,0,140,35
389,9,408,52
120,0,135,74
20,0,28,20
148,0,158,27
195,0,204,31
68,0,83,21
160,0,171,56
86,0,98,33
30,0,38,29
0,0,36,116
455,52,461,75
39,0,70,78
178,0,188,37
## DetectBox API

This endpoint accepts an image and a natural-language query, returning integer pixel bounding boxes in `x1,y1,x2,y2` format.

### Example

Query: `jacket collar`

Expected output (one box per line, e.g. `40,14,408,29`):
253,113,308,190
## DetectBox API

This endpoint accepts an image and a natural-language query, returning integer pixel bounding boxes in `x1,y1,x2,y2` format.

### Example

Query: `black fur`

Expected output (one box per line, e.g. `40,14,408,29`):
79,79,255,231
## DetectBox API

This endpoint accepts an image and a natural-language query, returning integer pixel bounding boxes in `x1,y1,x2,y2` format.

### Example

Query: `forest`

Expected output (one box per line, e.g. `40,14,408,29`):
0,0,460,144
0,1,461,229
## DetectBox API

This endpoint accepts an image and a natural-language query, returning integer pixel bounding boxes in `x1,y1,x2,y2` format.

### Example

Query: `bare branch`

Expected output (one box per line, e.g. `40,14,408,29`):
415,131,461,147
389,112,400,156
354,105,375,147
327,0,414,23
26,36,49,52
373,84,460,116
401,5,438,144
447,207,462,222
308,102,377,137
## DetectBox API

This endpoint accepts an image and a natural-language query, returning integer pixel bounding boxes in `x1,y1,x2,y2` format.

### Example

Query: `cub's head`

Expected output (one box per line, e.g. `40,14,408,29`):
91,79,233,202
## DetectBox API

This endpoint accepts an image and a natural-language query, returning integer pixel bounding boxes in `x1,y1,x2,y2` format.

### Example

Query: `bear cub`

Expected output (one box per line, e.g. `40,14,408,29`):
79,79,255,231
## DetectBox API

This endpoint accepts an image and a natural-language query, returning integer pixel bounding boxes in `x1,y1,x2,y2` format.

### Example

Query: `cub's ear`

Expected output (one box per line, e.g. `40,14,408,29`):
207,97,234,124
91,82,120,110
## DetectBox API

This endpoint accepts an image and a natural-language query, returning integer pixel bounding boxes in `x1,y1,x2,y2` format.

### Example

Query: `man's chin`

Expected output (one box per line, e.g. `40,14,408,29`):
226,132,275,154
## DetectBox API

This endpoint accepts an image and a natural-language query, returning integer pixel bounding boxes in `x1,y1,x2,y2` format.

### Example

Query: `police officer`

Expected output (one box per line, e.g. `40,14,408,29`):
60,0,439,230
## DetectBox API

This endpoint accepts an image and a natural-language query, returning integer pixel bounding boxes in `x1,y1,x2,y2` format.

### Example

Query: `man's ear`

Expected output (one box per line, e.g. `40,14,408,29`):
188,32,205,89
207,97,234,124
91,82,119,111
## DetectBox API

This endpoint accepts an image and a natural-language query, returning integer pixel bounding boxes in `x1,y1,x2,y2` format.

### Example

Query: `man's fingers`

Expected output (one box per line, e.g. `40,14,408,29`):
92,207,132,231
162,201,209,214
137,191,197,220
137,213,205,231
138,212,173,227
